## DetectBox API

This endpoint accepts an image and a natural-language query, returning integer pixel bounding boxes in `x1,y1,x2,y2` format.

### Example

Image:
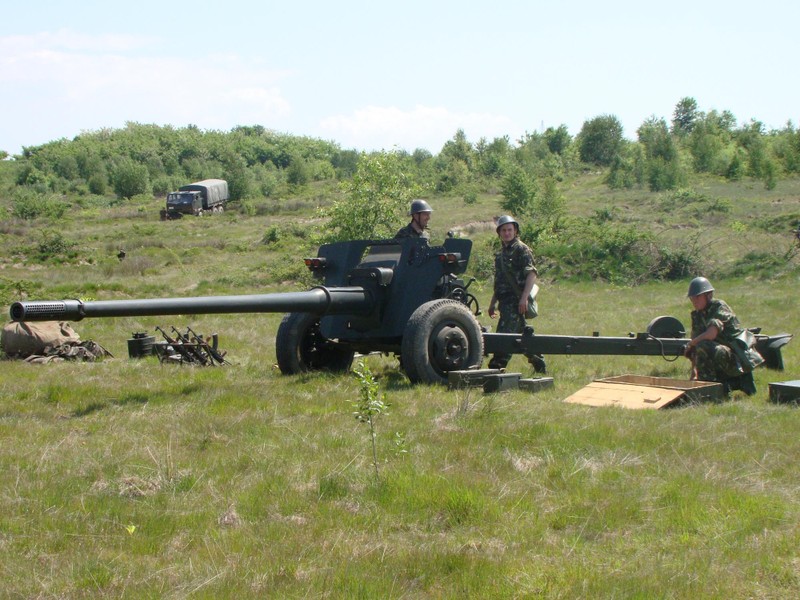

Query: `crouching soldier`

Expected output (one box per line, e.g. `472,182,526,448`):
684,276,763,395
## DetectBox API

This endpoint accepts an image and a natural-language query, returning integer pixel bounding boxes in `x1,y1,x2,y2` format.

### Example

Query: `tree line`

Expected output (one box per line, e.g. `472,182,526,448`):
2,97,798,205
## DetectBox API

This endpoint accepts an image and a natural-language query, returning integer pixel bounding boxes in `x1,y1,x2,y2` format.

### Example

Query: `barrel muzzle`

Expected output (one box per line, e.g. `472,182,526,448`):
10,299,85,322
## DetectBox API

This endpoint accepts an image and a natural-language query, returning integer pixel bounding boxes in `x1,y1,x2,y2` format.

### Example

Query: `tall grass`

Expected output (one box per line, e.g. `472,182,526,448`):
1,176,799,597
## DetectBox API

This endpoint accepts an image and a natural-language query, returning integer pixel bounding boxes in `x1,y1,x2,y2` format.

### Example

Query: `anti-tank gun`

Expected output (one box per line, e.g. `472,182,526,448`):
9,236,793,385
10,237,485,384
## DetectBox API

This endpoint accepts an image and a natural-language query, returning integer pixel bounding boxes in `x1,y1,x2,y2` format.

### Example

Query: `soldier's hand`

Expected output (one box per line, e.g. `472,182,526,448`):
488,305,497,319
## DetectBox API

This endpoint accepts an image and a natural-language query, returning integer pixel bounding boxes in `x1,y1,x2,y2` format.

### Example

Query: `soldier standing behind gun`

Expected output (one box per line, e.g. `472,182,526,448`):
394,199,432,239
487,215,546,373
683,276,759,395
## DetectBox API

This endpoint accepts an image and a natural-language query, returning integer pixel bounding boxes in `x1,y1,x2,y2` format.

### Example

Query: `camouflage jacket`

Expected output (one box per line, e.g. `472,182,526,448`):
690,298,744,347
394,223,429,239
493,238,537,301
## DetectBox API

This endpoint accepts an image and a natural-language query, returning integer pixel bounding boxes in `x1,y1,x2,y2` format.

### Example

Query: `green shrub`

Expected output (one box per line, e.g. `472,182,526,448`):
723,251,795,279
11,189,69,219
36,230,78,262
538,220,702,284
261,226,280,245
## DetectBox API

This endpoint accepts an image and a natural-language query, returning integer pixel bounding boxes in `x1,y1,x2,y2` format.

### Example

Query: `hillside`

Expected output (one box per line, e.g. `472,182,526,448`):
1,170,800,597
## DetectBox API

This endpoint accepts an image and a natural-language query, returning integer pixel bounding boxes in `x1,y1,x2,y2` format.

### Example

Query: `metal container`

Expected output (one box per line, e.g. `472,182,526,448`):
127,332,156,358
769,380,800,403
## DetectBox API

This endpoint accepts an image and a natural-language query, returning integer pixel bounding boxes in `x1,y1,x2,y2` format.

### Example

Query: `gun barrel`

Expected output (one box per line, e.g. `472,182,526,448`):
10,286,372,322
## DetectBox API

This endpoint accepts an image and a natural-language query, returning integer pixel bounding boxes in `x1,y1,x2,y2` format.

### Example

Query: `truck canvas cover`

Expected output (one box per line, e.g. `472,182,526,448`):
179,179,228,205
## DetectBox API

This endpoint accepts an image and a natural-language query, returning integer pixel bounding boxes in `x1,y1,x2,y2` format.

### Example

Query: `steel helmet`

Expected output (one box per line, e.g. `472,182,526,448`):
495,215,519,232
687,276,714,297
408,199,433,215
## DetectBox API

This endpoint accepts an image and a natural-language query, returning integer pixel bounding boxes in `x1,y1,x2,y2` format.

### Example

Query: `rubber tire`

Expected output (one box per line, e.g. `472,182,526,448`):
401,299,484,384
276,312,354,374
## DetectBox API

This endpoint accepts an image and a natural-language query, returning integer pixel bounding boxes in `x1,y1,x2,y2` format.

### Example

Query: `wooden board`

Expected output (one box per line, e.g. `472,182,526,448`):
564,375,724,409
564,381,686,410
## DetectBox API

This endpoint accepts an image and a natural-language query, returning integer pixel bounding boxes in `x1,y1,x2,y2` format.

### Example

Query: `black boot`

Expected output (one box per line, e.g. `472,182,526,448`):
724,373,757,396
529,354,547,374
739,372,757,396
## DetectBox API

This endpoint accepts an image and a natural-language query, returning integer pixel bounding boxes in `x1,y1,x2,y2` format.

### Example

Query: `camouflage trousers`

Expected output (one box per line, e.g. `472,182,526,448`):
694,340,741,382
488,299,545,372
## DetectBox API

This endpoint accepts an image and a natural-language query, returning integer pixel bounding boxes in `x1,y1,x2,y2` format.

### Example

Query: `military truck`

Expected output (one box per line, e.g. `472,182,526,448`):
161,179,228,219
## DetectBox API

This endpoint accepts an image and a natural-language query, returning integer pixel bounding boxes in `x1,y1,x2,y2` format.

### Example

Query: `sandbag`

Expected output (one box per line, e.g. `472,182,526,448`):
1,321,80,357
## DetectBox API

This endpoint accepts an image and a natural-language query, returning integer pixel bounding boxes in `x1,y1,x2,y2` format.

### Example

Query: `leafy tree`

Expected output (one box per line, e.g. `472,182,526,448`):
439,129,475,170
537,177,566,227
15,163,48,187
318,151,420,242
544,125,571,155
726,149,745,180
331,149,360,179
736,120,769,178
577,114,624,166
672,97,699,136
516,131,551,165
111,158,150,199
435,156,470,193
87,174,107,195
762,156,778,190
286,156,310,187
770,122,800,174
475,136,511,177
223,154,254,201
412,148,433,165
435,129,476,192
500,163,535,217
638,117,676,160
637,117,685,191
605,144,644,189
55,153,80,180
688,120,724,173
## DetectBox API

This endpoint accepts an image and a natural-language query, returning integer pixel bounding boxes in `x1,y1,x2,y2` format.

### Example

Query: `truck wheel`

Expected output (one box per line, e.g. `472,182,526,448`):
276,312,354,374
401,299,483,384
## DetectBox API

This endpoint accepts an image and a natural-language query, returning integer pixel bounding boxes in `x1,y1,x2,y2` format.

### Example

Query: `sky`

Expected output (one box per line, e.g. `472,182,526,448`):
1,0,798,157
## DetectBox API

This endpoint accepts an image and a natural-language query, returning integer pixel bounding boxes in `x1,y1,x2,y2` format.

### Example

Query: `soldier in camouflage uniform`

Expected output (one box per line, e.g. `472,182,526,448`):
487,215,546,373
394,199,432,239
683,276,757,395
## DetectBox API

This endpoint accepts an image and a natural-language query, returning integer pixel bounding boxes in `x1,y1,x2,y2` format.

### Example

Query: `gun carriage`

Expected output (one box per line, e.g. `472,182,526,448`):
9,238,792,385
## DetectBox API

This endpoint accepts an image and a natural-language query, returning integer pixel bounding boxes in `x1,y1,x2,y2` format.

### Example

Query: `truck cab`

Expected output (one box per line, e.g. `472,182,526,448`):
165,190,203,217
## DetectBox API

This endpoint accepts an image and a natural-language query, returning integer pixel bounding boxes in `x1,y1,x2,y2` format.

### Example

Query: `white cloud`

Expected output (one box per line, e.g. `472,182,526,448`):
0,30,292,152
319,105,517,153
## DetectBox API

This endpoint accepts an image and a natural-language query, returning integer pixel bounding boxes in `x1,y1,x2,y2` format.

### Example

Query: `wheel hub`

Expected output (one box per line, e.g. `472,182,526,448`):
432,325,469,369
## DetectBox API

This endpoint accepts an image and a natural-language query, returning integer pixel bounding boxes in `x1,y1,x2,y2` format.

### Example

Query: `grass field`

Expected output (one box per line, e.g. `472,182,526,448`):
1,174,799,598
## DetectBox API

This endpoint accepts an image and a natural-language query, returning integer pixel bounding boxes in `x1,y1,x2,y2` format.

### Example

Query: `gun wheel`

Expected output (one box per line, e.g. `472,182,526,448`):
401,299,484,385
646,315,686,339
276,312,354,374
